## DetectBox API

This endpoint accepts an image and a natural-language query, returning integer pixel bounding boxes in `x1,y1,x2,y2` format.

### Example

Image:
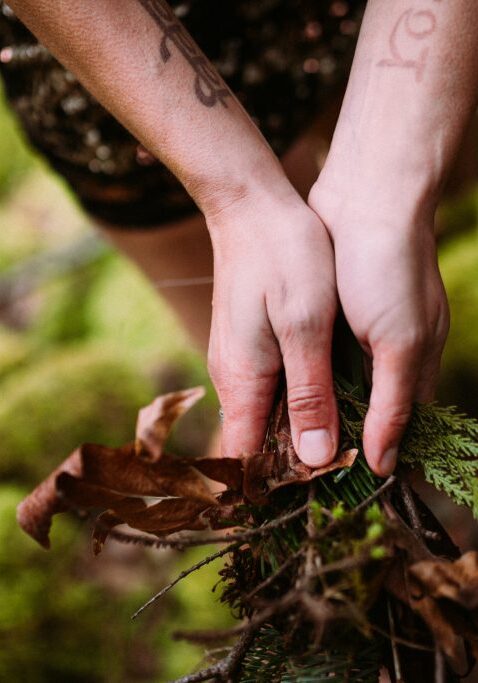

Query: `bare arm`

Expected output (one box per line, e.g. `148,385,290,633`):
315,0,478,214
310,0,478,475
9,0,341,468
8,0,291,214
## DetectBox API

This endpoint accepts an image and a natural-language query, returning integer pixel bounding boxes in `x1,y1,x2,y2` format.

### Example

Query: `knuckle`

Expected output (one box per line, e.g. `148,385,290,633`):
379,328,427,358
288,383,329,417
278,306,325,345
369,402,411,429
281,319,314,346
399,328,427,354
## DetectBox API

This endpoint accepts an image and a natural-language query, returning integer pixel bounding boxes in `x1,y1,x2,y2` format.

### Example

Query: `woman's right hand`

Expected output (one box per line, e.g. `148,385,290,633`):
206,187,339,468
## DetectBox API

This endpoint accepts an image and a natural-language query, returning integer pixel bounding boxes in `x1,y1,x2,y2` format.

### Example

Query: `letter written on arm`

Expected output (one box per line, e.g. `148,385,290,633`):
378,0,443,83
137,0,231,107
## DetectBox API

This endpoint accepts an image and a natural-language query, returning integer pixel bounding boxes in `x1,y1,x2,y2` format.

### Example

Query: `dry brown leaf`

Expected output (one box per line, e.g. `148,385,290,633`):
79,443,216,503
407,552,478,666
18,386,359,552
135,386,205,462
410,552,478,609
191,457,243,491
58,473,211,549
203,491,247,529
16,449,82,548
243,448,358,505
17,435,220,549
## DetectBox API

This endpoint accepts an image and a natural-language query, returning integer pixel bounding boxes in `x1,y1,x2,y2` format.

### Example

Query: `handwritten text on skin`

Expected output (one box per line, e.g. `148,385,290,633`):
378,0,442,82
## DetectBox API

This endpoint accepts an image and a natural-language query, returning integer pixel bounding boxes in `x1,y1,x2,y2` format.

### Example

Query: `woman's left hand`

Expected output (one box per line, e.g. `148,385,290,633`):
309,179,449,477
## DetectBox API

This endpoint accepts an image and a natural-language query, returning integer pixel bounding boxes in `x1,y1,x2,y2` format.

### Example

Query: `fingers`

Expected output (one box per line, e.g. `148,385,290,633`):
208,305,283,457
214,370,280,458
364,344,444,477
210,309,338,466
279,317,339,468
363,299,449,477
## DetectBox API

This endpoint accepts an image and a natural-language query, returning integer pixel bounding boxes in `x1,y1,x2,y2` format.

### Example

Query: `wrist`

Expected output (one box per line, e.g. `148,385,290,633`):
310,145,438,240
182,125,293,220
202,159,300,243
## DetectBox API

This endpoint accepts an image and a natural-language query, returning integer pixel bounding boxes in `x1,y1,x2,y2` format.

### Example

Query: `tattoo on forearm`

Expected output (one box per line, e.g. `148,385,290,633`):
378,0,442,82
137,0,231,108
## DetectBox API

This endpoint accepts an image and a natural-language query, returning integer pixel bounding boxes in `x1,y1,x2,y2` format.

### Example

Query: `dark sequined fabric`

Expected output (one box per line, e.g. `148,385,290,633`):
0,0,365,228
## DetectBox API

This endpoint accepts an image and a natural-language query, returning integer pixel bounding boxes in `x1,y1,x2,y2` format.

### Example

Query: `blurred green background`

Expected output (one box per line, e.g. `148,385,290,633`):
0,86,232,682
1,83,478,682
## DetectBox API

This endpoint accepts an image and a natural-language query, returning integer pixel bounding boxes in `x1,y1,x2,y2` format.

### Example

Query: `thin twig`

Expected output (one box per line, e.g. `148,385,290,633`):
314,552,370,577
400,481,440,541
371,625,434,653
106,527,193,550
354,475,396,515
132,544,237,620
108,501,310,552
387,598,403,683
168,664,221,683
174,592,298,643
302,483,317,592
169,631,255,682
434,643,446,683
243,549,303,602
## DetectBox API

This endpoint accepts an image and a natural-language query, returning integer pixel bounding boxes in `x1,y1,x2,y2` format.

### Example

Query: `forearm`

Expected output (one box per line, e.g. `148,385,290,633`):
8,0,290,216
318,0,478,218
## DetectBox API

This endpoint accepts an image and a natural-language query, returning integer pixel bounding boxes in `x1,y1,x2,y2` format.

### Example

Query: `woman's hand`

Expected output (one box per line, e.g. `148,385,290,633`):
309,180,449,477
303,0,478,477
207,189,339,467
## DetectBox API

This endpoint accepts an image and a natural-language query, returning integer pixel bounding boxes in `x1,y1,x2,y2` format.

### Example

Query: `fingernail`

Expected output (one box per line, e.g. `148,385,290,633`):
299,429,334,468
379,448,397,477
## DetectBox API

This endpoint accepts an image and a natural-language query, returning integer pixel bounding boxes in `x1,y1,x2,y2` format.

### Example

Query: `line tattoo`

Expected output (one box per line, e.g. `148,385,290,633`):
378,4,440,83
137,0,231,108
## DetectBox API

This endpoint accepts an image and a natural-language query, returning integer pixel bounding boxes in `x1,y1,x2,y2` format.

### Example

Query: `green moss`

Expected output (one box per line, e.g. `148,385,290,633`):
438,228,478,414
0,345,155,484
84,254,190,364
0,325,32,378
154,548,234,681
0,485,158,682
0,88,36,198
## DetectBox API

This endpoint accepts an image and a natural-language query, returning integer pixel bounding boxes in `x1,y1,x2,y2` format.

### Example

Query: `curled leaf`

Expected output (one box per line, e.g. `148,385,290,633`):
17,386,357,552
135,386,205,462
16,450,82,549
243,448,358,505
192,457,243,491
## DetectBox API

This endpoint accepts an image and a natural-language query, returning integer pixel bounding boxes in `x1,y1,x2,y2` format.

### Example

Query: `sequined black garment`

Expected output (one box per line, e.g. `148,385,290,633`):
0,1,365,228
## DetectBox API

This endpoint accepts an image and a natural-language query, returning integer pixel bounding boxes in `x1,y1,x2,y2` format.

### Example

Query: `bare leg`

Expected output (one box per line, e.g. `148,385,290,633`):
99,212,214,353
